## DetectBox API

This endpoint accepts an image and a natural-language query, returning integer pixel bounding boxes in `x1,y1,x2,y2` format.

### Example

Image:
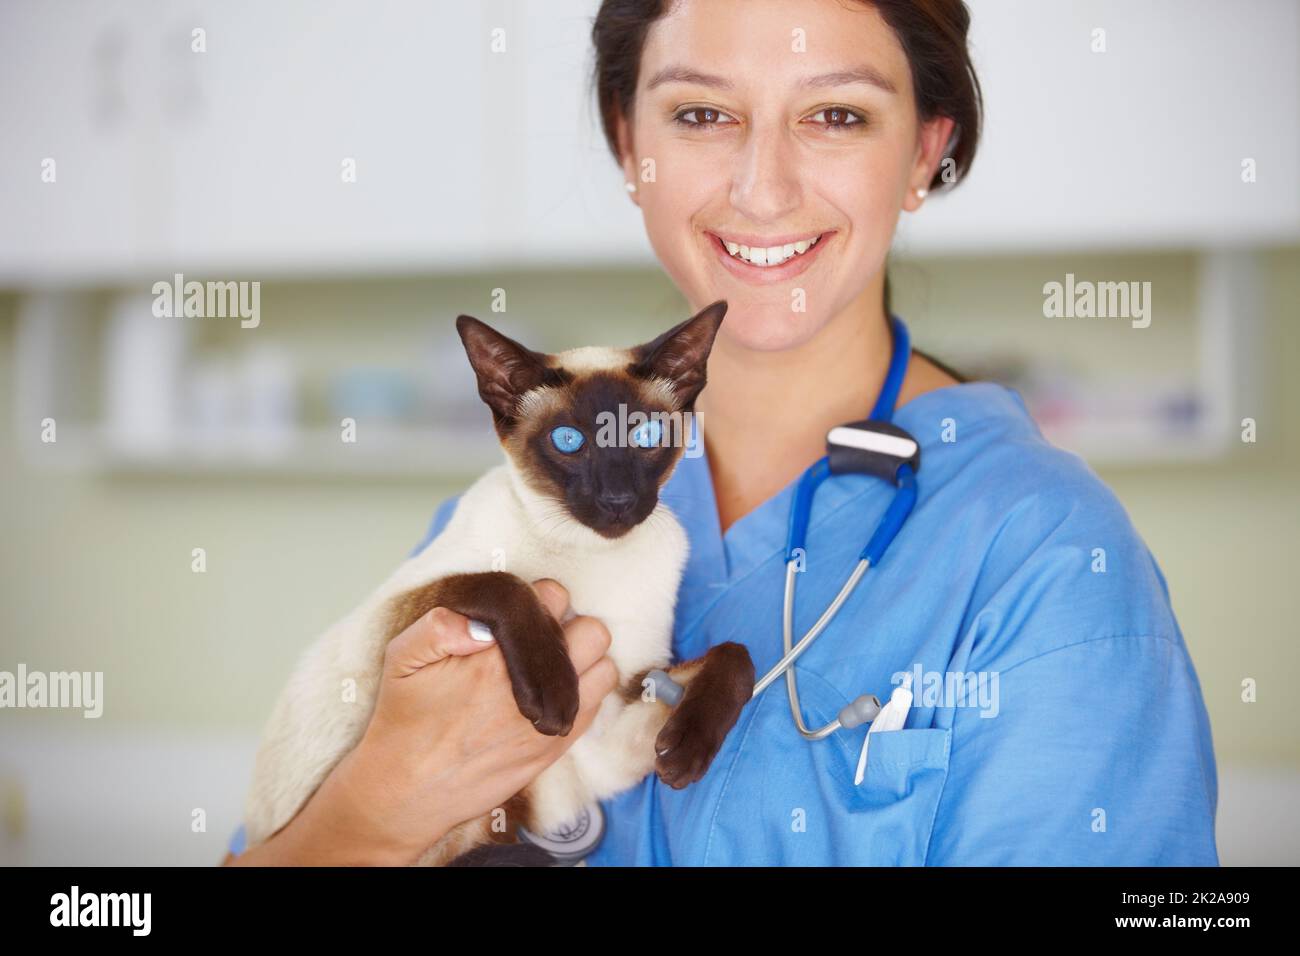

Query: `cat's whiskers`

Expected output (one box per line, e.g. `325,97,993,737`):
639,507,676,548
531,502,576,539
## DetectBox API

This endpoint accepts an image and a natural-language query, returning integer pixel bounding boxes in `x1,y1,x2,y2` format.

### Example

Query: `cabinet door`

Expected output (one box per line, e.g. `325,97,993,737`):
901,0,1299,253
511,0,652,266
0,1,165,280
160,0,492,273
0,0,651,280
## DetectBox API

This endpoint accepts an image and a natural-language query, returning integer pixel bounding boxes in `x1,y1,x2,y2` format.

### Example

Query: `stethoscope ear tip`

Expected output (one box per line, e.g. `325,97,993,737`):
837,693,883,730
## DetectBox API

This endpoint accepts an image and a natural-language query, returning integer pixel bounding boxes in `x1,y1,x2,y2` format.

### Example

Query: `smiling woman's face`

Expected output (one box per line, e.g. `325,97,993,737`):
619,0,951,351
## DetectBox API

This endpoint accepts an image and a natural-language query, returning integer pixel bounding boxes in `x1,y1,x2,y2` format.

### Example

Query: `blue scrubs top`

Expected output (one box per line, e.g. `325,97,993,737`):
232,378,1219,865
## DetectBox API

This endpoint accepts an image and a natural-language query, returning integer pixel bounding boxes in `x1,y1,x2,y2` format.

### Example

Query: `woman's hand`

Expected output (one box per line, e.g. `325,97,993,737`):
226,579,617,866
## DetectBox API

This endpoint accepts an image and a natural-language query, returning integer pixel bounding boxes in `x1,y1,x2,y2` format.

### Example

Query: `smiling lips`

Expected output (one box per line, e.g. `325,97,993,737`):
708,230,832,282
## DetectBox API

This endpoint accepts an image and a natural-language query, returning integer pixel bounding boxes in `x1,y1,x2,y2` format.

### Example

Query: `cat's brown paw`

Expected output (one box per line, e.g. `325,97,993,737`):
654,642,754,789
502,607,580,736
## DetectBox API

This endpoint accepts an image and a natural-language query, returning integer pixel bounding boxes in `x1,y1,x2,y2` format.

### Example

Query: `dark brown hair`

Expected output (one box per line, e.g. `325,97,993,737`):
591,0,983,192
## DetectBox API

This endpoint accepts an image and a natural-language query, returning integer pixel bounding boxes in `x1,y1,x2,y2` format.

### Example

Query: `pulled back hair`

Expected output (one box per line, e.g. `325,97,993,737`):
591,0,983,192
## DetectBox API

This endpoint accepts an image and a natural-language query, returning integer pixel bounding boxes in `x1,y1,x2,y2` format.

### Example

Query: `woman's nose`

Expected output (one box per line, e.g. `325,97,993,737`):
729,122,802,224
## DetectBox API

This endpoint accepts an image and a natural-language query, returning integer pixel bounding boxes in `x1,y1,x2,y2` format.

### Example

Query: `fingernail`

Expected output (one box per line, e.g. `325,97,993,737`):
467,619,495,643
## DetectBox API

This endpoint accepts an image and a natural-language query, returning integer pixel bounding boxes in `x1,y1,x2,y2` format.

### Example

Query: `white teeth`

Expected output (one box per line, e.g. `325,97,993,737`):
721,233,823,267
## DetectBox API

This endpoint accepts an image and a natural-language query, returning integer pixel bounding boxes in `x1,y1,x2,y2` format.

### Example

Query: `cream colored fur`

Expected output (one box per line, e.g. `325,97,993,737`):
243,443,689,862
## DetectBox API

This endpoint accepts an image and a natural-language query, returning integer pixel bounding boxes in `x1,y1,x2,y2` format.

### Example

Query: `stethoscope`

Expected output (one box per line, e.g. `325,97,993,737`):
517,316,922,860
648,314,922,784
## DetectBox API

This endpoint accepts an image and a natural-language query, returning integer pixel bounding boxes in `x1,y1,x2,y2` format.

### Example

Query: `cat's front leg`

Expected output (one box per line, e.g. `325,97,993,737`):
649,642,755,789
558,642,753,810
388,572,579,736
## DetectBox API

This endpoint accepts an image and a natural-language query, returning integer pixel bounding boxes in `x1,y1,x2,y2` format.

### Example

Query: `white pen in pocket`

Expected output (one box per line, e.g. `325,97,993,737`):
854,673,914,786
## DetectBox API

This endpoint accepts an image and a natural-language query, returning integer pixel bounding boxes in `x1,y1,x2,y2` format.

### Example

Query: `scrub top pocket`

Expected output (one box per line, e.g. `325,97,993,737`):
833,726,952,809
701,669,953,865
825,724,952,865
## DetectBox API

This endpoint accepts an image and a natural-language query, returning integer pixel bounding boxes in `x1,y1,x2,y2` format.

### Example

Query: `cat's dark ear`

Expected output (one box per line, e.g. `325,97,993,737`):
455,315,556,427
629,300,727,410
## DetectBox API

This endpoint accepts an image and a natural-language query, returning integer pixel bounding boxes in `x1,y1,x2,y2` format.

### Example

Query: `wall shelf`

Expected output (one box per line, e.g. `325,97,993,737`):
10,250,1264,476
23,424,503,479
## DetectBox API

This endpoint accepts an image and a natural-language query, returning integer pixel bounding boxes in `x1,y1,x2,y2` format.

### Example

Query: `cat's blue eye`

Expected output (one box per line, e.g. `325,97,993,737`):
550,425,586,454
631,419,663,448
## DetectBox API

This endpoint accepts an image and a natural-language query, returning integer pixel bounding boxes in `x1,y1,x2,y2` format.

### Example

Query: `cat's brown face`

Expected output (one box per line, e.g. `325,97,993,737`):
456,301,727,538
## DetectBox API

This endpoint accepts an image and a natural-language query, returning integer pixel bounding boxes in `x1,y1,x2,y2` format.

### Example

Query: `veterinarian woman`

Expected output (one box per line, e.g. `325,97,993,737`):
227,0,1218,865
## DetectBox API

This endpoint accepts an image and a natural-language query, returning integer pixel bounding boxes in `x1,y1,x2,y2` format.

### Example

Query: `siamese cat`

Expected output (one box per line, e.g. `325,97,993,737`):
243,300,755,865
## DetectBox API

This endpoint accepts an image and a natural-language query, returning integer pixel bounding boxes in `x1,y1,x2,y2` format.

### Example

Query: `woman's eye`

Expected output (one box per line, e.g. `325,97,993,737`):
805,107,866,129
550,426,586,454
673,106,736,128
631,419,663,448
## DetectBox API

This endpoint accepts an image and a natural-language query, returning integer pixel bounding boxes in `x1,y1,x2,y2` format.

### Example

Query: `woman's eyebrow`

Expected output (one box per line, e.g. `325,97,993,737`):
801,67,897,94
645,66,732,91
645,64,897,95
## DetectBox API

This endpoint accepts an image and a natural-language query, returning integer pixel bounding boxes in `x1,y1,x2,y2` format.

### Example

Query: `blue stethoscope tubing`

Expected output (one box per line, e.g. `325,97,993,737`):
643,317,919,741
751,315,919,740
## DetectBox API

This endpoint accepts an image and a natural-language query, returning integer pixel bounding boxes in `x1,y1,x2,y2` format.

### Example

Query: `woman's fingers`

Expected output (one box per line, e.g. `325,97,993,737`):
384,579,568,678
530,578,570,622
384,577,596,680
531,577,612,674
384,605,497,677
564,616,613,675
579,655,619,703
548,656,619,748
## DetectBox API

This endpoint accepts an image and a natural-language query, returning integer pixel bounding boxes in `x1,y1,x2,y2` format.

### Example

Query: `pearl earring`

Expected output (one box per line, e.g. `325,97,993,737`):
625,181,637,194
915,187,928,200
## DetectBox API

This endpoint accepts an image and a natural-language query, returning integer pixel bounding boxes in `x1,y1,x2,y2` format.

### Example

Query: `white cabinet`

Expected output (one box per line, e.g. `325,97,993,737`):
0,2,166,278
0,0,1295,283
160,0,493,273
0,0,526,280
902,0,1300,253
4,0,587,279
0,0,641,282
